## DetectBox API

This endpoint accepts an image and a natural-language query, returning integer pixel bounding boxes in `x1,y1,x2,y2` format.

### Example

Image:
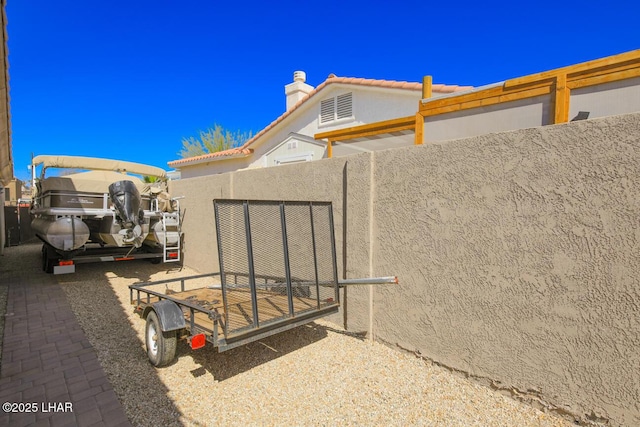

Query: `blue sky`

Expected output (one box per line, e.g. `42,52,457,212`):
7,0,639,181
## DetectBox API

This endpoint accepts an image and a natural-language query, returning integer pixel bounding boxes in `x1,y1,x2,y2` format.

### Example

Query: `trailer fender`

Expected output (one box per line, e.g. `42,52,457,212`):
145,300,185,332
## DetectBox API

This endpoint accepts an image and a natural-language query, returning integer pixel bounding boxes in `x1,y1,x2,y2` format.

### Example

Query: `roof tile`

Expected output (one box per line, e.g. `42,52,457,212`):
169,148,253,166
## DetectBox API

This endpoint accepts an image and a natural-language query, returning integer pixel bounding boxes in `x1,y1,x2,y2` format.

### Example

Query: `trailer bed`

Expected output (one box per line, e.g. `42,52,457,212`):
134,285,330,336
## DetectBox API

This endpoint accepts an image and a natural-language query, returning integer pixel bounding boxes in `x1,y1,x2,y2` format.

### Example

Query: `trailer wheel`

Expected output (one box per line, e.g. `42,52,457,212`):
145,310,177,367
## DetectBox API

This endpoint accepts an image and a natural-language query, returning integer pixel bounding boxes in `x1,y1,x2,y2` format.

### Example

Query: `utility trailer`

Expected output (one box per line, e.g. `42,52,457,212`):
129,199,397,367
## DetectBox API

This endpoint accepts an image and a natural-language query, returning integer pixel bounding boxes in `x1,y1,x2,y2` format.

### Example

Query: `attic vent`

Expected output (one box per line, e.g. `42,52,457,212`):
287,140,298,150
319,92,353,124
320,98,334,124
336,93,352,119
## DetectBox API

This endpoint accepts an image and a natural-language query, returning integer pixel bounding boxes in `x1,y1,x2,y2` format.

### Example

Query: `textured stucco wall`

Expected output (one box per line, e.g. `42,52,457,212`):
169,173,232,273
173,113,640,426
372,113,640,426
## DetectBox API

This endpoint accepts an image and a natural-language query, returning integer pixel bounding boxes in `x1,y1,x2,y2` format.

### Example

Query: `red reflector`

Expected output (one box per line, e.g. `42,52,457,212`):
59,260,74,266
168,252,178,259
190,334,206,350
326,298,334,303
114,256,135,261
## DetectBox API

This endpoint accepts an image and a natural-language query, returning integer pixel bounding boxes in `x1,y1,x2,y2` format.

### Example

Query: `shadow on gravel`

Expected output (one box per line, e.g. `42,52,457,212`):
184,321,331,381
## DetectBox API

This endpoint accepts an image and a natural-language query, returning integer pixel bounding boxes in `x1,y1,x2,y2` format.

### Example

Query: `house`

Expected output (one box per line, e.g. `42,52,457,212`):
168,72,472,178
317,50,640,150
3,178,23,206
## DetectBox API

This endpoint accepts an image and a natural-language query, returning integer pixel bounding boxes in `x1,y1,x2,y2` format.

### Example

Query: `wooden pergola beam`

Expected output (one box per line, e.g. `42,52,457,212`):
554,74,570,124
315,115,415,142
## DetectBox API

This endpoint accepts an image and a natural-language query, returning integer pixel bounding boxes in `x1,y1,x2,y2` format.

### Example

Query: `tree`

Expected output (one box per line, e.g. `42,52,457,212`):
179,124,253,158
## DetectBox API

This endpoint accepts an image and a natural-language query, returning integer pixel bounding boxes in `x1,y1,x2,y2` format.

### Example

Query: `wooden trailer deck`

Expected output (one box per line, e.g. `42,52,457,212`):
135,286,327,337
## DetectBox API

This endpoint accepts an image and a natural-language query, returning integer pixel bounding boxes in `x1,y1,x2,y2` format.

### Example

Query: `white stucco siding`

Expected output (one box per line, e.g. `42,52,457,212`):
351,88,421,123
262,137,326,167
248,86,420,168
307,85,421,135
246,107,317,169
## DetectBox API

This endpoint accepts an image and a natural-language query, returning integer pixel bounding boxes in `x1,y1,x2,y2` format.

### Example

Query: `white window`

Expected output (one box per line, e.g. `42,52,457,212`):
319,92,353,124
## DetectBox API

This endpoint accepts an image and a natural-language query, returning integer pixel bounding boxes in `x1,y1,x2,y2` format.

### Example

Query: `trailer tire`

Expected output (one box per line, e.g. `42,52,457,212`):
145,310,177,367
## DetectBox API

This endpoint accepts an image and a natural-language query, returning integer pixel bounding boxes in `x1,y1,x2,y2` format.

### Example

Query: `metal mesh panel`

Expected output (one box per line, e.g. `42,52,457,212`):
284,202,319,315
248,202,290,327
214,201,255,335
311,203,340,307
214,200,339,338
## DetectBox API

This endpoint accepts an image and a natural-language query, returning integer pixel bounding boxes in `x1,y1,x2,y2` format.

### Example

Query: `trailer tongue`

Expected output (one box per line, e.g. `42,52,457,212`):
130,199,398,367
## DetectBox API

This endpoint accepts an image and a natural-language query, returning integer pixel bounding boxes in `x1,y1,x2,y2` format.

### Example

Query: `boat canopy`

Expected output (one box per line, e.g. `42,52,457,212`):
32,155,167,179
39,170,149,194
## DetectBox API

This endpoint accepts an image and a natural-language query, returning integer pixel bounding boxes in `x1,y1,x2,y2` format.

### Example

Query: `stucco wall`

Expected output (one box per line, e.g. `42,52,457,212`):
169,173,232,272
372,113,640,426
423,94,553,142
171,113,640,426
421,78,640,145
569,76,640,120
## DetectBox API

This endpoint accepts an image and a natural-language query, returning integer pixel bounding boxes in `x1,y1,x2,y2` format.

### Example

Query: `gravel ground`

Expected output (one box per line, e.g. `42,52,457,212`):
5,243,571,426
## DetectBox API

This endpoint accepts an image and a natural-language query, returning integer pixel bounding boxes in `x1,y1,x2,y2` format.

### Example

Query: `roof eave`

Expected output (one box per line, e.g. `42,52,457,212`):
168,150,253,169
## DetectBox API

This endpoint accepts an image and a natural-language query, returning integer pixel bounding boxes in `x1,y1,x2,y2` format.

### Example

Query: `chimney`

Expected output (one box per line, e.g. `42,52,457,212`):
284,71,314,111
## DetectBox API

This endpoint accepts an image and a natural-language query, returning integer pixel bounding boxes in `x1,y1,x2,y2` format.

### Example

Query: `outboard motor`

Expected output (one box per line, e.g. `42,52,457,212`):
109,180,144,246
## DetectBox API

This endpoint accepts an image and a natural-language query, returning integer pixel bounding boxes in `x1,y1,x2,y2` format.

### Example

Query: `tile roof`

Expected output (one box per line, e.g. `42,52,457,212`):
168,75,472,168
169,148,253,166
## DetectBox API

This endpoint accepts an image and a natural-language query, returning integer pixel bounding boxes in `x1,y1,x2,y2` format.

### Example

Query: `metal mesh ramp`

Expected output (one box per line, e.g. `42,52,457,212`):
214,200,340,339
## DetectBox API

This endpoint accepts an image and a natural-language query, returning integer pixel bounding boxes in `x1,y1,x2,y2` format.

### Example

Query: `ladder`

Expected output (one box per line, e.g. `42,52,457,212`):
161,210,181,263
